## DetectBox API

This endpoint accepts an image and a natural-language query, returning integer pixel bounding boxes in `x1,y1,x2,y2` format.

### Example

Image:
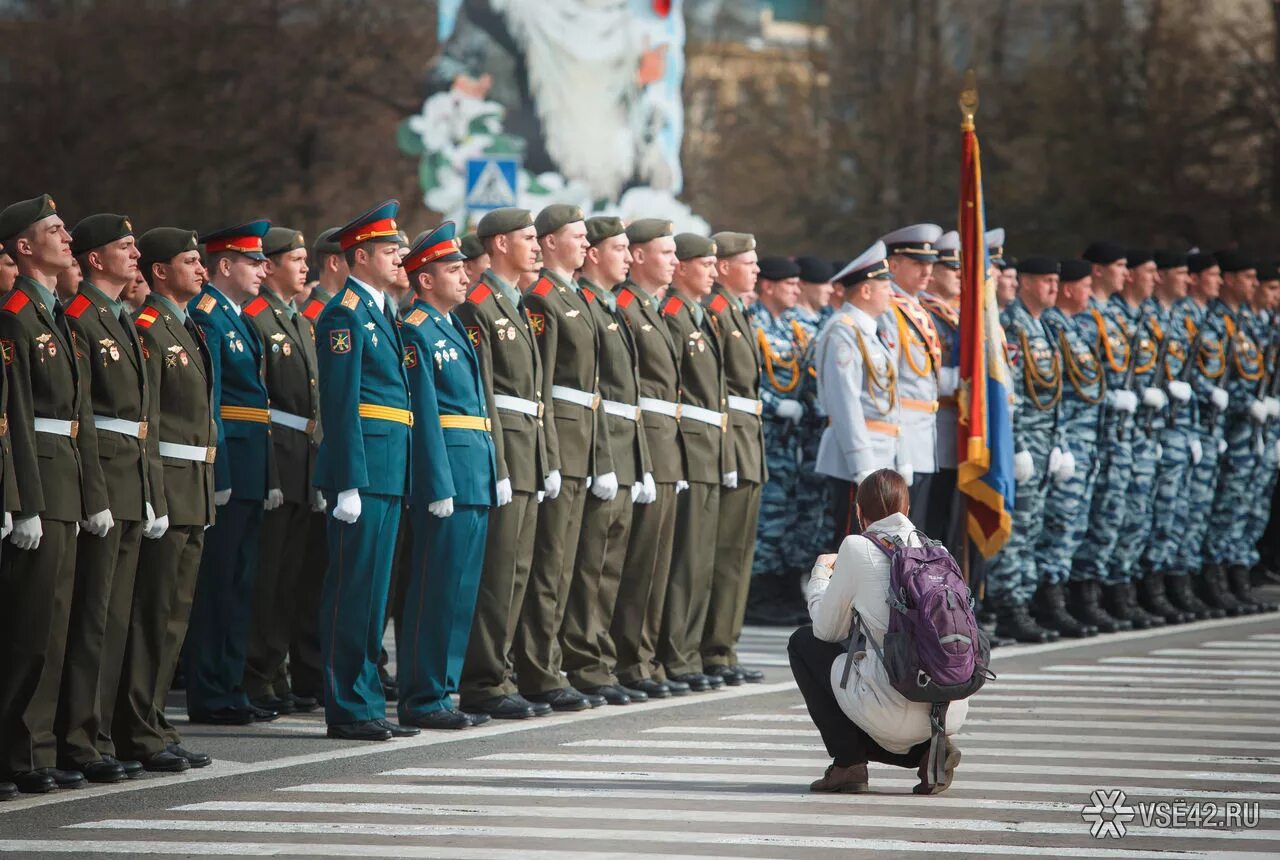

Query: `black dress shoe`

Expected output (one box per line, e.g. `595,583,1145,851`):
663,678,691,696
102,755,143,779
140,751,190,773
514,694,553,717
327,720,392,741
188,707,254,726
581,684,631,706
403,709,470,730
463,711,492,727
165,744,210,768
617,684,649,703
523,687,591,712
577,687,608,708
377,718,421,737
468,694,535,720
39,768,86,789
251,695,294,715
11,771,55,794
288,693,320,713
73,759,126,784
704,665,745,686
730,664,765,683
668,672,712,692
625,679,668,699
248,704,279,722
0,782,16,801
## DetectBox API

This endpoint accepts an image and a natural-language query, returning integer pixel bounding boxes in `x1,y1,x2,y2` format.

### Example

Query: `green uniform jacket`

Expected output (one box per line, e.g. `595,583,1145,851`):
580,279,650,486
662,290,732,485
0,343,17,514
704,283,766,484
244,289,319,505
64,282,152,521
524,269,606,480
0,277,91,522
133,295,216,526
455,270,548,493
615,282,683,484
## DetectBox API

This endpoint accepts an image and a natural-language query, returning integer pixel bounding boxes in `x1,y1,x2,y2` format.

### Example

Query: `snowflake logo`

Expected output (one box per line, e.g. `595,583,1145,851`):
1081,789,1135,838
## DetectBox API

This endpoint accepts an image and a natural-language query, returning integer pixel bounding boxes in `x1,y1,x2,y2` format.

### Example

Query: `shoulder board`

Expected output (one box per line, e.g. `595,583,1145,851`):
581,285,596,303
243,296,270,317
531,277,554,298
707,293,729,315
467,283,492,305
839,314,856,327
404,308,428,327
616,288,635,309
339,289,360,310
65,293,94,319
662,296,684,317
1,290,29,315
195,294,217,314
134,307,159,329
301,298,324,321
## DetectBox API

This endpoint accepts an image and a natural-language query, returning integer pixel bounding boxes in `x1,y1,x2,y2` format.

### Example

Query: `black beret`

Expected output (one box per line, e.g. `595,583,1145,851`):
1187,252,1218,274
1153,250,1187,269
0,194,59,244
795,255,832,283
758,256,801,280
263,227,306,257
1059,259,1092,283
312,227,343,256
1214,249,1254,273
71,213,134,256
1126,248,1154,267
138,227,199,271
1018,256,1060,276
1259,260,1280,282
1082,241,1126,265
1002,255,1018,270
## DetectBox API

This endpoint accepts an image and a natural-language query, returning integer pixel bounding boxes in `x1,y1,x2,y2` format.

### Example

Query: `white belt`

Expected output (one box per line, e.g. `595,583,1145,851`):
681,404,726,428
34,418,76,437
159,441,216,463
638,396,680,418
602,400,640,421
269,408,315,433
551,385,600,411
727,395,763,416
493,394,541,417
93,416,146,439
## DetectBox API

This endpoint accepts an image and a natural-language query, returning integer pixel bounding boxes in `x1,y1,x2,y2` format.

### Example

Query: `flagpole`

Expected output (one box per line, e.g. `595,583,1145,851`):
959,69,977,586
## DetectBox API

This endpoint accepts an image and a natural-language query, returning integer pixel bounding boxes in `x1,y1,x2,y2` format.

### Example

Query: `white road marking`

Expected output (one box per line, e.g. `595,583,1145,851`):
962,717,1280,735
0,840,759,859
969,702,1280,719
970,695,1280,710
994,673,1280,688
1099,657,1277,668
1045,664,1278,678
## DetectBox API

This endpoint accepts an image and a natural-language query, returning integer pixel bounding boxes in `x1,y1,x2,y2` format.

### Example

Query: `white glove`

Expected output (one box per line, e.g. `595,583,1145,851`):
585,476,592,490
1218,438,1228,454
428,497,454,518
1155,443,1164,460
1190,437,1203,465
1275,439,1280,463
1141,387,1168,410
82,509,115,538
11,515,42,551
897,463,914,487
774,399,804,422
264,488,284,511
675,480,689,494
311,490,327,513
214,489,232,506
143,503,169,540
722,471,738,489
1,512,10,540
591,472,619,501
495,478,513,507
1048,446,1064,478
1249,399,1270,423
1057,449,1077,482
1210,386,1229,412
854,469,876,484
544,469,562,500
537,491,545,503
1166,380,1192,403
640,472,656,504
144,502,156,532
1106,390,1138,414
937,366,960,397
1013,450,1034,483
333,488,361,524
1267,396,1280,418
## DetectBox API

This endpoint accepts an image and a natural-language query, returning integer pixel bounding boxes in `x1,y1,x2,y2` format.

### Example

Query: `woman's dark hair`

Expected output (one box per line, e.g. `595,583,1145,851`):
856,469,910,526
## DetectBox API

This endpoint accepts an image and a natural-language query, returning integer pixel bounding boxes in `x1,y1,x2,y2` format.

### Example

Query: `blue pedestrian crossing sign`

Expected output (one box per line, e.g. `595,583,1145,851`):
465,157,519,211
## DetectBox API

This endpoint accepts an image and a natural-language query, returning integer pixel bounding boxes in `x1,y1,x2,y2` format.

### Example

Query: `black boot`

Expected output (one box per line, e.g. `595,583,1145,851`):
977,609,1016,648
1069,579,1131,633
1122,581,1166,628
1227,564,1276,612
1103,582,1154,629
994,603,1058,644
1165,572,1221,620
1198,563,1247,616
1033,583,1097,638
1137,572,1193,624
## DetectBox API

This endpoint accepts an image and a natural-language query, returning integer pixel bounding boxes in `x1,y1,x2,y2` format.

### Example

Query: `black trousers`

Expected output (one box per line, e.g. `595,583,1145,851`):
908,472,935,538
829,478,858,552
787,625,928,769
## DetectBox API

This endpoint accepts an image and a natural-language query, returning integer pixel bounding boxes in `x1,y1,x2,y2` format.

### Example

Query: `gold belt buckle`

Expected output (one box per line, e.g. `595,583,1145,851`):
591,394,601,411
0,416,8,437
137,420,149,440
306,419,317,434
69,420,80,439
721,413,729,432
205,447,217,464
537,402,545,419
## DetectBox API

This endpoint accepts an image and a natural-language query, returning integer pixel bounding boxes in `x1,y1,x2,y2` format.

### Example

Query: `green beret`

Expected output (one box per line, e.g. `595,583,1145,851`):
674,233,716,261
625,218,674,245
585,216,625,247
139,227,199,270
263,227,306,257
535,203,585,238
312,227,343,256
711,231,756,258
477,207,534,239
71,213,134,257
459,232,485,260
0,194,59,244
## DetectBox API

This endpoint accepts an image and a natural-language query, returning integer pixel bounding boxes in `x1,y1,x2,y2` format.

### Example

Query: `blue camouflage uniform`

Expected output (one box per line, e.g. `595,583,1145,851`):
987,298,1061,609
1242,309,1279,567
784,303,833,568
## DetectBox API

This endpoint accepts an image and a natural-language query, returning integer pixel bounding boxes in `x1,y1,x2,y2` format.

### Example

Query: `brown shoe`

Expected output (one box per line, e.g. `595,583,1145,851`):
809,762,869,793
914,738,961,794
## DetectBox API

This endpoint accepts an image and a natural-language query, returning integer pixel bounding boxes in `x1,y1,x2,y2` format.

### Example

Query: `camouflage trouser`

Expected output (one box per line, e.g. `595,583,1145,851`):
1240,428,1279,568
1113,432,1161,581
1036,429,1097,587
986,429,1051,608
1072,419,1135,584
1206,416,1262,567
1175,423,1222,572
753,419,801,578
784,418,833,573
1143,425,1194,575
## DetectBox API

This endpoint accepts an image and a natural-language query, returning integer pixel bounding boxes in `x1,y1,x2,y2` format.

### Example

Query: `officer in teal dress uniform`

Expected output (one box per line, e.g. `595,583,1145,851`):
312,201,417,741
396,222,497,730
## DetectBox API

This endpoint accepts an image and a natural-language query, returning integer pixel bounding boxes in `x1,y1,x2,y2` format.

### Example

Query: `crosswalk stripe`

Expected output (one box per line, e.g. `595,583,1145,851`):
1201,641,1280,650
730,655,790,666
963,717,1280,735
971,683,1280,698
1045,664,1279,678
725,709,1279,725
969,697,1280,713
1251,634,1280,641
1099,657,1277,669
1153,649,1280,659
995,673,1280,688
0,840,742,859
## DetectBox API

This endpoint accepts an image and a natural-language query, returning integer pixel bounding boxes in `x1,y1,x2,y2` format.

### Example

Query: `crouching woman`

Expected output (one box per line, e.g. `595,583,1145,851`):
788,468,967,794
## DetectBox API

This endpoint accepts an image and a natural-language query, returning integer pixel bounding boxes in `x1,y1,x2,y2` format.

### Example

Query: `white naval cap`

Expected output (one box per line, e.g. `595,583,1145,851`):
833,240,891,285
935,230,961,269
985,227,1005,255
880,223,943,261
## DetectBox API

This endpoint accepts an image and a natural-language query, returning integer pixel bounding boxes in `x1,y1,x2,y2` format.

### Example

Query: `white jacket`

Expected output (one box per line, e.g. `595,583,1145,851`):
804,511,969,753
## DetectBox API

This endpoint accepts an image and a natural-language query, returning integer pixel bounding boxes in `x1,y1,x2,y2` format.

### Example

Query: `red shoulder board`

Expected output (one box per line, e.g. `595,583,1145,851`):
467,283,492,305
616,288,635,309
2,290,29,314
66,293,93,319
662,296,684,317
301,299,324,321
581,286,596,303
243,296,270,317
707,294,729,315
531,277,554,298
135,307,159,329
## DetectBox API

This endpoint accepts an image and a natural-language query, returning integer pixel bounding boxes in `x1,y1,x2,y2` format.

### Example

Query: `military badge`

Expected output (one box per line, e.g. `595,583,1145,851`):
565,309,580,318
282,342,291,357
449,348,458,361
36,333,55,360
528,313,545,336
640,324,653,332
607,322,619,332
329,329,351,354
99,338,120,363
1005,341,1020,365
466,326,480,347
403,346,418,368
0,339,12,366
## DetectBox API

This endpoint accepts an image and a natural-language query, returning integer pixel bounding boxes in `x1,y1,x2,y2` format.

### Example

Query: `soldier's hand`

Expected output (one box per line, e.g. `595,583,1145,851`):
675,480,689,494
1166,380,1192,403
11,515,42,551
937,366,960,397
721,471,738,489
774,399,804,423
544,469,562,500
1013,450,1034,483
1210,386,1229,412
428,497,455,518
1249,399,1270,423
1190,437,1203,465
496,478,513,507
145,514,170,540
311,490,327,513
214,489,232,506
897,463,914,487
640,472,656,504
333,489,362,524
591,472,619,501
264,488,284,511
1,511,11,540
1141,387,1168,411
1106,390,1138,414
1267,396,1280,418
82,509,115,538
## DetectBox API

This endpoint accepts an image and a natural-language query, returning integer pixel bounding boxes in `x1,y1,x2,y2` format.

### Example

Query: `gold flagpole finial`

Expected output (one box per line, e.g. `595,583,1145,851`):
959,68,979,129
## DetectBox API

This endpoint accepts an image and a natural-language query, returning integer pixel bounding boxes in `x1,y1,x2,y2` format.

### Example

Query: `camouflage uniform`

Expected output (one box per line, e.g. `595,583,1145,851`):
1240,309,1279,568
785,303,832,567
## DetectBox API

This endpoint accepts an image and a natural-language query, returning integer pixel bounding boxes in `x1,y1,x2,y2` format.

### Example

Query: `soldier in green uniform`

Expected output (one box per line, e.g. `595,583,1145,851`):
659,233,733,692
612,219,687,699
117,228,215,773
456,207,552,720
700,231,766,685
0,246,15,801
0,195,92,793
242,228,322,714
57,214,154,784
460,232,489,287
